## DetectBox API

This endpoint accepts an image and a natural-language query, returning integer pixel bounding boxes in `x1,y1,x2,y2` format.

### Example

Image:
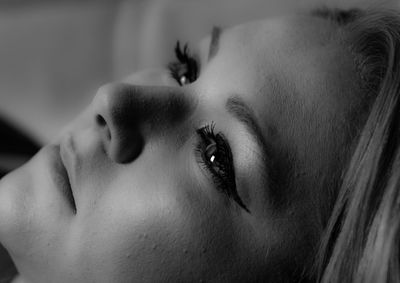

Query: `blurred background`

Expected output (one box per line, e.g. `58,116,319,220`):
0,0,399,279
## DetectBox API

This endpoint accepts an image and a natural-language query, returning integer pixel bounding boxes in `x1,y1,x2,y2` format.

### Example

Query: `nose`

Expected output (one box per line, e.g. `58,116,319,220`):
91,83,192,163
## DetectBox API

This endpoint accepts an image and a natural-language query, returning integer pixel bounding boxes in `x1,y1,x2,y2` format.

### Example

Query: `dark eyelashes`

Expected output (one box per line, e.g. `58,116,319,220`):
195,123,250,213
167,41,199,86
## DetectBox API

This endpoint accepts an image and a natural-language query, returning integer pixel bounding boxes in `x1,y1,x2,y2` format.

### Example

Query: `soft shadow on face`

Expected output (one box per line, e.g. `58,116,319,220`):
0,14,362,283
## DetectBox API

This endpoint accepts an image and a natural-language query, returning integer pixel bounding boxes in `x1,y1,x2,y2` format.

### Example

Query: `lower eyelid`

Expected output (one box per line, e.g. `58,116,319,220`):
193,141,233,202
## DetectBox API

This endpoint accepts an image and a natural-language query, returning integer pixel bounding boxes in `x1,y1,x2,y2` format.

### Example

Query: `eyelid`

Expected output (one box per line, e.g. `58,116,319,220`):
194,123,250,213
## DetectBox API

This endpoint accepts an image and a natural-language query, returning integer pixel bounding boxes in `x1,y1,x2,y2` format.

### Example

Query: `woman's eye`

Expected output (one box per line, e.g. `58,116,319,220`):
167,41,199,86
195,123,250,212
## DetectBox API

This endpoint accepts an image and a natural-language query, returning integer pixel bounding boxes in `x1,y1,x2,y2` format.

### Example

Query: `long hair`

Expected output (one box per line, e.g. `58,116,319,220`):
313,7,400,283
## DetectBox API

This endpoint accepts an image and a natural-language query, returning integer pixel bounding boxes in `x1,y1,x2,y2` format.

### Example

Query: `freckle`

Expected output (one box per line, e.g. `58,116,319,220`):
202,248,207,254
126,253,131,258
183,249,188,254
152,244,158,250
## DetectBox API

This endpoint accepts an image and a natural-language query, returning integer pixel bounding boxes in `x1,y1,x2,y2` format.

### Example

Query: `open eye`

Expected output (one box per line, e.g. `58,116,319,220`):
167,41,199,86
195,123,250,212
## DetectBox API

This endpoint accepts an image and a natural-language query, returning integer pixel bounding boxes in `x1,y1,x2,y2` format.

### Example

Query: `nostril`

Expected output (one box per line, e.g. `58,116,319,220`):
96,114,111,140
96,114,106,127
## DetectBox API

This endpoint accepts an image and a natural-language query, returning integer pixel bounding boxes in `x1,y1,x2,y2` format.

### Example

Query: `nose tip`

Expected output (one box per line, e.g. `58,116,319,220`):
91,82,194,164
93,83,144,164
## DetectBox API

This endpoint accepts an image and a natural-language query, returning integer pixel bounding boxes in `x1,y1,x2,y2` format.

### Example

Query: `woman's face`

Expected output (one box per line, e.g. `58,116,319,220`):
0,15,361,282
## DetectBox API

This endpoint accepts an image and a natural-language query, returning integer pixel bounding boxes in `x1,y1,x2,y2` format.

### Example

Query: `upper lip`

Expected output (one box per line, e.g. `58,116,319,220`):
59,134,77,212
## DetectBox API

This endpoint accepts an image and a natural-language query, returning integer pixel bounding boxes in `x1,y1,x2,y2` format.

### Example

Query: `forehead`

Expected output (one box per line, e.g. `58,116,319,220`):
220,15,348,86
201,15,360,124
199,15,358,101
231,15,338,51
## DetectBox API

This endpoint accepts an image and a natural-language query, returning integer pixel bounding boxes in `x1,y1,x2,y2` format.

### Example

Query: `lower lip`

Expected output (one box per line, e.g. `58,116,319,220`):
46,145,76,212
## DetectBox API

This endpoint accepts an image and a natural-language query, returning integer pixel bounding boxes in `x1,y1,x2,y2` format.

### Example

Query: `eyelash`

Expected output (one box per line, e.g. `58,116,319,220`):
167,41,199,86
195,123,250,212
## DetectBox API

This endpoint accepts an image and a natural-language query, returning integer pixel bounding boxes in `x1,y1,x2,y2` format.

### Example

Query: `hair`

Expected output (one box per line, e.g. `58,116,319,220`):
310,6,400,283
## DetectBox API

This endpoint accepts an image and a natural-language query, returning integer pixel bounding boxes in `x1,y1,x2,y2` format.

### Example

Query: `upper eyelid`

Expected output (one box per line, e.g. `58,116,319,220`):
195,124,250,211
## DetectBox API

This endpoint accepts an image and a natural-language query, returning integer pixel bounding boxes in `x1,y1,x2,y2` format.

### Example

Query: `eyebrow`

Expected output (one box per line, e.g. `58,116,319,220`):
208,26,222,61
226,96,276,187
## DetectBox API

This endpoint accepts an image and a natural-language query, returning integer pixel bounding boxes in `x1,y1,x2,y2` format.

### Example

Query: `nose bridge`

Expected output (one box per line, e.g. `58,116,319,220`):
95,83,192,131
92,82,194,163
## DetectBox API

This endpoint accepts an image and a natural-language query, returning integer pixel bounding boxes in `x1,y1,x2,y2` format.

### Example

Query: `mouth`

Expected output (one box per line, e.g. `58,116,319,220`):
57,138,77,213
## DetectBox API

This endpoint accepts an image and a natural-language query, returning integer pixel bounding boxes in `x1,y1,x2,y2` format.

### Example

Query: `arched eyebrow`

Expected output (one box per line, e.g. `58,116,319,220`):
226,96,276,187
226,96,266,155
208,26,222,62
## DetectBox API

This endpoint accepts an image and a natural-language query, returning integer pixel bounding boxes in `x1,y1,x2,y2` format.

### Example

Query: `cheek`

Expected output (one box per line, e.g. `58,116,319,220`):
74,183,241,282
69,143,254,283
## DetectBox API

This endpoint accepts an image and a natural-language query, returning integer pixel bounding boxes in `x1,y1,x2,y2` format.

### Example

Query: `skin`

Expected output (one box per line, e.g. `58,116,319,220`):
0,14,363,283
